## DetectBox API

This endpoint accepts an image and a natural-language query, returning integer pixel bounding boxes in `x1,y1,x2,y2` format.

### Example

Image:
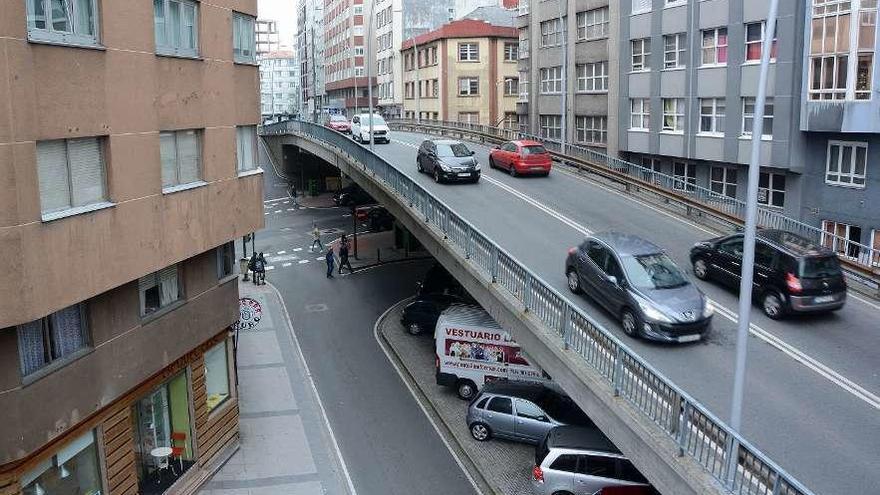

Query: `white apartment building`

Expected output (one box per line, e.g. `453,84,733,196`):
260,51,302,120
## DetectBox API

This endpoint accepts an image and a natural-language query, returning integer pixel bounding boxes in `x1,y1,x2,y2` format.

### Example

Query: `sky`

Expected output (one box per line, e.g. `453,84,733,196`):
258,0,298,48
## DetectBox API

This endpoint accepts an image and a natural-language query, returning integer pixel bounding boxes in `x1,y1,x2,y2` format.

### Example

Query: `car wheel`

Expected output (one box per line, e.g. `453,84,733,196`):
551,492,574,495
510,165,517,177
470,422,492,441
417,159,424,173
434,169,442,184
456,379,477,400
762,291,786,320
693,258,710,281
471,176,480,184
489,157,496,169
621,308,640,338
406,322,423,336
566,269,582,294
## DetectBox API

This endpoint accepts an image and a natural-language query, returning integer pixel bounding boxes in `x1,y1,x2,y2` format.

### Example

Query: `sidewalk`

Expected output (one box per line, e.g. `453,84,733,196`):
297,193,337,209
198,283,353,495
327,230,429,271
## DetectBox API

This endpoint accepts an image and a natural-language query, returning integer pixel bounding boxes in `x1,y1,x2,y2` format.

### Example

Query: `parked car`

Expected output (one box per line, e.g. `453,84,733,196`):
488,140,552,177
325,114,351,133
416,139,481,184
565,232,712,343
332,184,375,207
350,113,390,143
466,382,592,445
532,426,653,495
355,204,394,232
401,264,477,335
690,229,847,319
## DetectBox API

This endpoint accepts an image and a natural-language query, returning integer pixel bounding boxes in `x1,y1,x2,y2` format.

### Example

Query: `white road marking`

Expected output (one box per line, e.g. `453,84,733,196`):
342,214,352,217
282,263,292,267
277,250,287,255
298,260,310,264
481,172,880,409
274,210,282,214
283,200,290,204
293,248,303,252
288,208,297,211
264,212,270,216
848,292,880,311
265,266,275,271
266,283,359,495
316,257,325,261
263,197,288,204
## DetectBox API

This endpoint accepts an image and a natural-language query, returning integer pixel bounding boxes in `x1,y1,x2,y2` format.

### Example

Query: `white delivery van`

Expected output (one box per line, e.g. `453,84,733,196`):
435,305,547,400
350,113,390,144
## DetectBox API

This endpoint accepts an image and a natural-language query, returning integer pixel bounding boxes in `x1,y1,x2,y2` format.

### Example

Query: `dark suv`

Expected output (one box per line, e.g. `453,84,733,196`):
400,264,478,335
689,229,846,319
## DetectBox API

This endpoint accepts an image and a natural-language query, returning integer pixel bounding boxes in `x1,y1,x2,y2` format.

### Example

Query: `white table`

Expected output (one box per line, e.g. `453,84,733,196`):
150,447,173,483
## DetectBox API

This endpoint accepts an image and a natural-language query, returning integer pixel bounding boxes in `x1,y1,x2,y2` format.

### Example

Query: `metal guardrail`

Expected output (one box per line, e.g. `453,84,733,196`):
389,118,880,283
261,119,816,495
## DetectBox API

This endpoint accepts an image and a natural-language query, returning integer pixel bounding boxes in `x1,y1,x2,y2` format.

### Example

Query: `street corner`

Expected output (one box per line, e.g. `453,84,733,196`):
236,284,277,331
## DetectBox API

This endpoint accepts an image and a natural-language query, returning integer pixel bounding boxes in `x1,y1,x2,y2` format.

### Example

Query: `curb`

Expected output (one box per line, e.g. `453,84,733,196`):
374,300,504,495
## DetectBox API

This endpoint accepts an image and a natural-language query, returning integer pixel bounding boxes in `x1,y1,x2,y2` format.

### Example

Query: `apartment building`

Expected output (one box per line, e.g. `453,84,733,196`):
256,19,281,57
0,1,263,495
323,0,377,116
298,0,326,121
260,50,302,119
401,7,519,125
518,0,619,153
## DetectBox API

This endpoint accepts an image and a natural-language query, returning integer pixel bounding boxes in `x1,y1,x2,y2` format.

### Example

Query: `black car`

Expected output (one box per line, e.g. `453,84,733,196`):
400,264,478,335
689,229,847,319
332,184,375,207
416,139,481,184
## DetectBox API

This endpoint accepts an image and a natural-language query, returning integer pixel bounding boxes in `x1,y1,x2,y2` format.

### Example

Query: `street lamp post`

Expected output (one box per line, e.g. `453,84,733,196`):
558,0,567,151
366,1,375,152
414,37,421,124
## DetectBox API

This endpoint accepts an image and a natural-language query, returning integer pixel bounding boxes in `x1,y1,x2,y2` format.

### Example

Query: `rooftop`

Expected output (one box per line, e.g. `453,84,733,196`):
401,8,517,50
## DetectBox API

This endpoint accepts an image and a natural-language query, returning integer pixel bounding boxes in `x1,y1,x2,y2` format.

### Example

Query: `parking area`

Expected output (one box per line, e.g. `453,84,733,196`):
378,299,534,495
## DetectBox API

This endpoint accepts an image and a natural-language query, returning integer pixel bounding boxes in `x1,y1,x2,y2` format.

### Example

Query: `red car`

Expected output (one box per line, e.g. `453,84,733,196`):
326,114,351,133
488,140,552,177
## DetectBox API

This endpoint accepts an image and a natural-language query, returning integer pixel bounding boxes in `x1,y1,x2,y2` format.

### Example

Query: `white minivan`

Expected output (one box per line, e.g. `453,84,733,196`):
435,305,547,400
350,113,390,144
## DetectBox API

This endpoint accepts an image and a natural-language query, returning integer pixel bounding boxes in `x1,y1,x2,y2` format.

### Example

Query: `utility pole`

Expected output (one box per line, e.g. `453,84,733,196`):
558,0,567,151
414,36,421,123
366,0,375,152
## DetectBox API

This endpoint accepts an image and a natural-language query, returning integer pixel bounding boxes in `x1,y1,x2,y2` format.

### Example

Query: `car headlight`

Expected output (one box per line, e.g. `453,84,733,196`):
635,297,673,323
439,163,452,172
473,162,481,171
702,300,714,318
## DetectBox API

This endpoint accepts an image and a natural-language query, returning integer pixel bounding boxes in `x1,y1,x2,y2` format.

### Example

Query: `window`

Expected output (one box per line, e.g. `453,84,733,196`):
673,161,696,191
541,18,565,47
826,141,868,187
577,7,609,41
810,0,876,100
664,33,686,69
236,125,258,173
701,27,728,65
458,112,479,124
486,397,512,414
17,304,89,376
822,220,863,258
458,77,479,96
217,242,235,278
710,166,738,198
514,399,547,421
504,42,519,61
632,38,651,71
205,340,231,411
662,98,685,132
540,66,563,94
503,77,519,96
26,0,99,46
741,97,774,138
139,265,181,316
579,455,617,478
745,22,778,62
475,397,490,409
630,98,650,130
160,130,201,189
632,0,652,14
233,12,256,63
154,0,199,57
458,42,479,61
576,61,608,92
699,98,726,134
550,455,578,473
540,115,562,140
36,138,108,217
576,116,607,144
21,431,102,495
758,171,786,207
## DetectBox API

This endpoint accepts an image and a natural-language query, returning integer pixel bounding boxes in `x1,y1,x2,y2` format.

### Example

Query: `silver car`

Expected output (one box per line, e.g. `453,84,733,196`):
466,382,591,445
565,232,713,343
532,426,654,495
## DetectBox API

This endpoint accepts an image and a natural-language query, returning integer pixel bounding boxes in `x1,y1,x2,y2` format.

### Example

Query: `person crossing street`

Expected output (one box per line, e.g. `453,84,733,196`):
338,235,354,274
325,246,336,278
311,223,324,252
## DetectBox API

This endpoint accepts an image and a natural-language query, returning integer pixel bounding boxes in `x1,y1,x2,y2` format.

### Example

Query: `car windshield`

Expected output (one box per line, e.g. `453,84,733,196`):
361,115,386,125
436,143,471,157
539,394,592,426
621,253,688,289
330,115,347,122
521,145,546,155
800,255,841,278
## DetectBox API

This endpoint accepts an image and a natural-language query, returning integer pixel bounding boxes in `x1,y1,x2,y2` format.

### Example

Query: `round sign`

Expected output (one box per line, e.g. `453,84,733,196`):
235,297,263,330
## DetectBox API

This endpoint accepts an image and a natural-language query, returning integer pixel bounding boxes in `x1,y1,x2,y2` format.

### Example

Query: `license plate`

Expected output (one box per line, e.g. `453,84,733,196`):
678,334,701,343
457,172,471,177
814,295,835,303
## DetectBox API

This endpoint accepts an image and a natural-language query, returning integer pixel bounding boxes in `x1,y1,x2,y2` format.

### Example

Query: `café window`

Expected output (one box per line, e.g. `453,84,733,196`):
21,431,102,495
205,341,231,412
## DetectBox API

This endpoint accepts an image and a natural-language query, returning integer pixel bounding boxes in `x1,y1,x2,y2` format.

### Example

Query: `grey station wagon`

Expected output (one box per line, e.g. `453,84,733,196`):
565,232,713,343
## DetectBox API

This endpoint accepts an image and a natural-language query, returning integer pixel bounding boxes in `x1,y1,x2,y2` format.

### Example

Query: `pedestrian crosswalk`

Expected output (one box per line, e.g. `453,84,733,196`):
260,246,335,272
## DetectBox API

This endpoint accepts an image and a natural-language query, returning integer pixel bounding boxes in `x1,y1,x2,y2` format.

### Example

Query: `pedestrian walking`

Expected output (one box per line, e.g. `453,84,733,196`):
338,235,354,274
325,246,336,278
254,252,267,285
310,223,324,252
248,252,258,285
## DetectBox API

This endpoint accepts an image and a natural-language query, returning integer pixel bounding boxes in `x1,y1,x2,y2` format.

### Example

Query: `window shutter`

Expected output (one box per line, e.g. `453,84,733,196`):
18,320,46,375
159,265,179,306
160,132,178,187
138,273,158,292
236,127,245,171
68,138,105,206
177,130,200,184
50,304,86,359
632,0,651,13
37,140,71,213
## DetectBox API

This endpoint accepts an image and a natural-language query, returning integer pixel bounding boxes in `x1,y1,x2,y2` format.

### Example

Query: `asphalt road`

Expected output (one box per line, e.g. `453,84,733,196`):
252,149,479,495
346,131,880,495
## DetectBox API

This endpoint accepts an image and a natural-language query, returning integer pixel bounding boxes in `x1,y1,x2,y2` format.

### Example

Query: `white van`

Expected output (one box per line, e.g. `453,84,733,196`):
435,305,547,400
350,113,390,144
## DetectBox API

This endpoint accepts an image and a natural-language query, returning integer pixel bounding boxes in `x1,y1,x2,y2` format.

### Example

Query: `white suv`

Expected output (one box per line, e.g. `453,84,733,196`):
350,113,390,144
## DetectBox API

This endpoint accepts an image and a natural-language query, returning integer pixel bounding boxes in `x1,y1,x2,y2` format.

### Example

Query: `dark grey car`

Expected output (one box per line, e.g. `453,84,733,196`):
416,139,481,183
565,232,713,343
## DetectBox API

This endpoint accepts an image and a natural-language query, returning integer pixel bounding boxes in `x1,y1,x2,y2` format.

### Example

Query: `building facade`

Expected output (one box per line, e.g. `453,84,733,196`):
401,12,520,125
256,19,281,56
260,51,302,120
298,0,327,121
0,1,263,494
518,0,619,153
323,0,377,117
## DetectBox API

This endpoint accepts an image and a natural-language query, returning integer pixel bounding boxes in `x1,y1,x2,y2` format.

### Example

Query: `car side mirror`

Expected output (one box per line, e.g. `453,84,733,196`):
606,275,618,286
538,415,548,422
470,150,476,155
